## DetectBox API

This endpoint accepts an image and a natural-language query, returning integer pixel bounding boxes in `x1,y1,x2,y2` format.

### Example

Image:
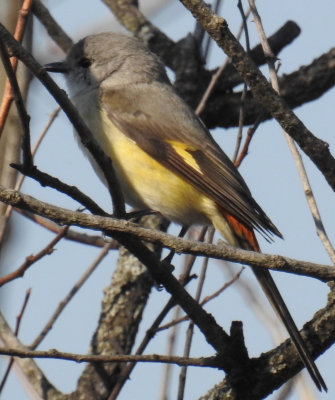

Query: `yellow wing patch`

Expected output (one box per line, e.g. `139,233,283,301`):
167,140,203,174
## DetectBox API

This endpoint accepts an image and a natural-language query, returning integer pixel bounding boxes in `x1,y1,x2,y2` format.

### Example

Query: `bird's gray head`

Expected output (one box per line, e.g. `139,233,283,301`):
45,32,169,96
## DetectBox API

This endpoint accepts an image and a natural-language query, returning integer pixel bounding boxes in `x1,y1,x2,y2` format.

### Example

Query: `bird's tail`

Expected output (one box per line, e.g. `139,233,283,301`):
213,210,327,392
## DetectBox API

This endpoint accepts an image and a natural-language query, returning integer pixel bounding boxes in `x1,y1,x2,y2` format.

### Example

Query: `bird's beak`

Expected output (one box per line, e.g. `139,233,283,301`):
44,61,69,73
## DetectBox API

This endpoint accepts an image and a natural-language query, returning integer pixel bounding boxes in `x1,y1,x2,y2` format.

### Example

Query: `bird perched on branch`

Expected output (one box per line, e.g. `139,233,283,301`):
45,32,326,391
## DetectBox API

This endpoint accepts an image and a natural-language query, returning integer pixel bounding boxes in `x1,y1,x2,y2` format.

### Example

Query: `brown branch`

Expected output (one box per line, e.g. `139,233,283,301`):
0,346,217,367
15,207,114,248
30,243,112,349
247,0,335,265
0,23,126,218
0,107,61,240
0,33,32,166
234,115,263,168
75,215,164,400
0,311,58,398
204,46,335,129
157,267,244,332
208,20,301,93
179,0,335,190
108,227,207,400
11,163,109,217
0,186,333,282
177,228,215,399
200,286,335,399
101,0,177,69
0,289,31,393
31,0,73,52
0,0,32,137
0,226,68,287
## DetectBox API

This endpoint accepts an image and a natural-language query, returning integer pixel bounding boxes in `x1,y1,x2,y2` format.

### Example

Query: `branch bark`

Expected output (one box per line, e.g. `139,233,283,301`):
71,215,164,400
178,0,335,191
0,186,333,281
199,285,335,399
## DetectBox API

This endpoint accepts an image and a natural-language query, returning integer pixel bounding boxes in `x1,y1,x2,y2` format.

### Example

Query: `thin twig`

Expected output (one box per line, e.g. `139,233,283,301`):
234,116,262,168
195,6,250,116
14,207,113,247
108,227,207,400
0,107,61,245
195,57,230,116
158,266,244,332
177,227,215,400
202,0,222,59
11,163,109,217
158,305,182,400
30,242,113,349
0,346,217,367
248,0,335,264
0,289,31,393
232,84,247,163
0,34,32,166
201,267,244,305
0,0,33,137
0,226,69,287
233,0,251,163
31,0,73,52
15,290,32,336
0,23,126,217
179,0,335,190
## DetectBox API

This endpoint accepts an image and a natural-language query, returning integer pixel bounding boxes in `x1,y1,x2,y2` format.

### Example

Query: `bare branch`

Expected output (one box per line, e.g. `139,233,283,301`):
30,243,113,349
0,187,333,282
31,0,73,52
0,0,33,137
199,286,335,399
101,0,176,69
248,0,335,264
15,207,113,247
108,228,207,400
0,34,32,166
0,22,126,217
177,228,215,399
178,0,335,190
0,289,31,393
0,346,217,367
0,226,68,287
0,311,58,399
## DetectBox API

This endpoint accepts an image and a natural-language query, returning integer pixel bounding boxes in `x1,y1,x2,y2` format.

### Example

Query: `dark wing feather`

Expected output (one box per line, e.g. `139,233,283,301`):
102,83,281,239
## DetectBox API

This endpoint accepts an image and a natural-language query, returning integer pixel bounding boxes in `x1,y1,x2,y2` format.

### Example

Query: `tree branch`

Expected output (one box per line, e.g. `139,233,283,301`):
0,186,333,282
0,346,217,368
0,22,126,217
200,285,335,399
0,311,59,399
31,0,72,52
178,0,335,191
203,47,335,128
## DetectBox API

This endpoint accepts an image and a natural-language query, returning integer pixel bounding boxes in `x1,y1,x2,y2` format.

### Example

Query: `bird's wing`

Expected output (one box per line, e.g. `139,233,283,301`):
101,82,281,239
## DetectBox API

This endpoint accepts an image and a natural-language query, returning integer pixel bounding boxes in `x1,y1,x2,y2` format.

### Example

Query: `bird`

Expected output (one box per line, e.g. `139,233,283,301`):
44,32,326,391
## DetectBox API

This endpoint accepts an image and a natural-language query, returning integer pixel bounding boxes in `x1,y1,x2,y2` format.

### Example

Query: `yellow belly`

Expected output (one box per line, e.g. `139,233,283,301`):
72,94,237,243
99,111,214,225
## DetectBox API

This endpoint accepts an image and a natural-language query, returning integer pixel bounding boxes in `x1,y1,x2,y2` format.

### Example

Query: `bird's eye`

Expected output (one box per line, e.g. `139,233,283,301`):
78,57,91,68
